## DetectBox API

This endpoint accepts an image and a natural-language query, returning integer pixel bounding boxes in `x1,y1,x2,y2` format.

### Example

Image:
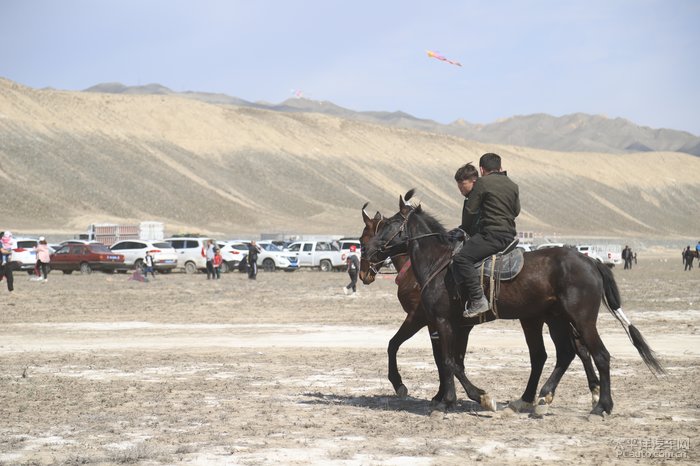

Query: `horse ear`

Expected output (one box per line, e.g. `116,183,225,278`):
362,202,371,224
374,211,382,221
399,195,411,216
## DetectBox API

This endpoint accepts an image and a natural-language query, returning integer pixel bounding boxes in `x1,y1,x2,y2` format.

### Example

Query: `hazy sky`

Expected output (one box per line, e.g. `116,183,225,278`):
2,0,698,135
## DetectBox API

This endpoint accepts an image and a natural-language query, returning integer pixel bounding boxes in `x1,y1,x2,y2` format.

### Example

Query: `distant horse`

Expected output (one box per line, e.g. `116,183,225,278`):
364,190,664,415
359,203,602,412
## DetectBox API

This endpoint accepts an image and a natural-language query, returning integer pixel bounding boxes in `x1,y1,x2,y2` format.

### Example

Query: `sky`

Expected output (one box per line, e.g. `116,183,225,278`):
1,0,699,135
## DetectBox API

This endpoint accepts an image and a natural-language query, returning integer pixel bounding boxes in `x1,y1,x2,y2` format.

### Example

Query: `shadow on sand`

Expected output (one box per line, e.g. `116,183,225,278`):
300,391,502,417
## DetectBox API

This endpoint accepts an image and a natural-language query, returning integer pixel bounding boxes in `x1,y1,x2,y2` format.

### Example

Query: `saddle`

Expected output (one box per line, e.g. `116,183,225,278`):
445,237,524,321
475,238,524,281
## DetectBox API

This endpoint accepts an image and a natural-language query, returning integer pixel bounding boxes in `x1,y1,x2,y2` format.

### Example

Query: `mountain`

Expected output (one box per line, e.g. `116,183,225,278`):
1,77,699,242
83,82,700,156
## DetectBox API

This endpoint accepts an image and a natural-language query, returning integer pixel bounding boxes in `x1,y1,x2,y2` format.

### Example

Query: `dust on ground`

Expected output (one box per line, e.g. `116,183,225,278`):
1,254,698,465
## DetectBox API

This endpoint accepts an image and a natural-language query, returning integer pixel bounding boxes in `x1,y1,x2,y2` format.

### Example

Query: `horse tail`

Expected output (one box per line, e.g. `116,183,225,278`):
595,260,666,376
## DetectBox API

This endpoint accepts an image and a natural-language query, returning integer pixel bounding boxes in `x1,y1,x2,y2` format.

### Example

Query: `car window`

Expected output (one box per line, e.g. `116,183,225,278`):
153,242,171,249
185,240,199,249
287,243,300,252
303,244,313,252
317,242,329,251
17,240,37,249
55,246,70,255
231,243,248,251
130,242,146,249
168,240,184,249
71,245,84,254
89,244,112,253
111,242,125,250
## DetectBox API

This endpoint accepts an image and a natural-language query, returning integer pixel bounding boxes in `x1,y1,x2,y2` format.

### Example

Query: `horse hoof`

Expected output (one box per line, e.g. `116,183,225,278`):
541,392,554,405
480,394,497,412
533,399,549,417
396,385,408,398
430,402,448,413
507,398,534,413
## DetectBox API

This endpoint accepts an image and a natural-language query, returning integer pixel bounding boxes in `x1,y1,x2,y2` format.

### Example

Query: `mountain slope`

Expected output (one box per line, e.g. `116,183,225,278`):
83,82,700,155
1,77,699,240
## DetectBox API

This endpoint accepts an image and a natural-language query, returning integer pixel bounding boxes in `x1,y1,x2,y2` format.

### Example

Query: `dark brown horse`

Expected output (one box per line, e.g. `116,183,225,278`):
359,203,601,413
363,190,664,415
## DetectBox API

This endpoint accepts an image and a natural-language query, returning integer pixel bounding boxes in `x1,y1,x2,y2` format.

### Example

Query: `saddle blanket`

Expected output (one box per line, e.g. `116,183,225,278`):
476,248,524,281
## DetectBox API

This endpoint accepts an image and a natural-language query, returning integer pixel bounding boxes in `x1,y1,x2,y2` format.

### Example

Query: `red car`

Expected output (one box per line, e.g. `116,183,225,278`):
50,242,125,274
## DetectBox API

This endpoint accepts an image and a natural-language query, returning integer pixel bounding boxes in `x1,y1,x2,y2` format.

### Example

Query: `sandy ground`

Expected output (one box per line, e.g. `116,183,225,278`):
0,254,698,465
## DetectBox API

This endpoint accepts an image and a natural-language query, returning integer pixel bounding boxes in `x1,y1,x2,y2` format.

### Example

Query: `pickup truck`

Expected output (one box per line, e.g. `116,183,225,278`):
285,240,346,271
577,244,623,268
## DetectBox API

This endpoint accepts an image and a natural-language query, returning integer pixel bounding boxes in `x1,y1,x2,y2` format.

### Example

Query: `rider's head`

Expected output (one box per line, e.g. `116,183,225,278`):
454,162,479,197
479,153,502,175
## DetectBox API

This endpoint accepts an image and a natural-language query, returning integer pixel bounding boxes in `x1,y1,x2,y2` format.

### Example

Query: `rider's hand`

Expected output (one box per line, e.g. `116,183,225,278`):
447,228,466,242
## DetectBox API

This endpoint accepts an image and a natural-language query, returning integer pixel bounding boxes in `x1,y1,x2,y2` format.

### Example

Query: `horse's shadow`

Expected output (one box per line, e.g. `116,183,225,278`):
300,392,502,417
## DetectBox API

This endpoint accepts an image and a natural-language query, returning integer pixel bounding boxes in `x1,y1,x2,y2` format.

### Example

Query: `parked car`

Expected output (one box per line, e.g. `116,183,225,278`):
516,243,533,252
164,237,214,274
219,241,298,272
110,240,178,272
217,241,249,272
10,237,40,273
285,240,345,271
337,239,361,261
577,244,623,267
50,243,125,274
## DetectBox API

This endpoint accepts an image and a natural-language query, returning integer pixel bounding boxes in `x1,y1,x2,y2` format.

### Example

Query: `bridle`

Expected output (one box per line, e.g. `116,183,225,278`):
365,207,442,273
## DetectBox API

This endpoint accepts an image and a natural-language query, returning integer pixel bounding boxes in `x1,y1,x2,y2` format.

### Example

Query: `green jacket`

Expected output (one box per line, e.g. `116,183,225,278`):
460,171,520,236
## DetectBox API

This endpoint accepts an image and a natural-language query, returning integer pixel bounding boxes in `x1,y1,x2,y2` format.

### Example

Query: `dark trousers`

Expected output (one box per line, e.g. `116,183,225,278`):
248,261,257,279
206,260,214,279
1,263,14,291
451,232,512,301
346,270,358,292
36,260,50,279
624,258,632,269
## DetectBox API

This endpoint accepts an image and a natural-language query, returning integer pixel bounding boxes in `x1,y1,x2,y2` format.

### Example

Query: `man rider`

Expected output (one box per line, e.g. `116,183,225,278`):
449,153,520,318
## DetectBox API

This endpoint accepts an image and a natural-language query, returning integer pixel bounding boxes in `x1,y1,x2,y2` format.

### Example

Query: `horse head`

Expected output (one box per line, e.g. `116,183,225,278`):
359,202,384,284
363,190,418,269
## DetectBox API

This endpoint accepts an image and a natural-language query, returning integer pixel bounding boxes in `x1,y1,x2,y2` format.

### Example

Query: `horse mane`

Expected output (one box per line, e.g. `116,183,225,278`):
414,210,448,236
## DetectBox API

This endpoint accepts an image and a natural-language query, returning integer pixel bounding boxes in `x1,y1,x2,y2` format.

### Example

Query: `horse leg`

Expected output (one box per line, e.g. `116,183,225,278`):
431,315,458,412
450,319,495,411
387,312,427,398
507,318,547,412
575,324,612,415
538,318,599,407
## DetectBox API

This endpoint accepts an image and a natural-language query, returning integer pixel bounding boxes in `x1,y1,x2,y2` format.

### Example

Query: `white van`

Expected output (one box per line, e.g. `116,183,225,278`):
164,237,214,274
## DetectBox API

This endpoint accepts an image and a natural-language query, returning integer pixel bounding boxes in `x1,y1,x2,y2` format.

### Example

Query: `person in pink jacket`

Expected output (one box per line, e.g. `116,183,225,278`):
34,236,51,282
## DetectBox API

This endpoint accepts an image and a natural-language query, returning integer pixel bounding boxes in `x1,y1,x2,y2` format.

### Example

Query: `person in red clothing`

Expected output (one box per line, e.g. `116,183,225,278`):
213,248,223,279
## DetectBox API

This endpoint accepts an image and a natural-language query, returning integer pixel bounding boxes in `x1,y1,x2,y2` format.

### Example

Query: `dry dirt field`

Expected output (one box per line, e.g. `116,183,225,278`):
1,252,698,465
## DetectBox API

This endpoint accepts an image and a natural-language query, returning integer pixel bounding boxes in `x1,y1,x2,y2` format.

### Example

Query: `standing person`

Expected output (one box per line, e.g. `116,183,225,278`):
0,231,16,292
696,241,700,266
344,244,360,295
247,240,260,280
212,248,222,279
683,246,694,271
449,153,520,318
34,236,51,282
622,246,632,270
143,250,156,279
204,239,216,279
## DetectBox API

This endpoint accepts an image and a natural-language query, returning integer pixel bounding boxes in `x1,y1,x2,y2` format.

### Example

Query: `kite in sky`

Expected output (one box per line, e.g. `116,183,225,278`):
426,50,462,67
